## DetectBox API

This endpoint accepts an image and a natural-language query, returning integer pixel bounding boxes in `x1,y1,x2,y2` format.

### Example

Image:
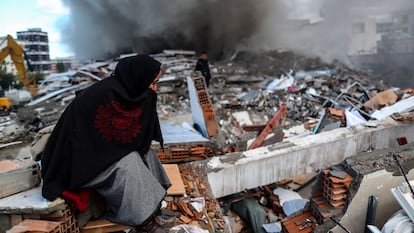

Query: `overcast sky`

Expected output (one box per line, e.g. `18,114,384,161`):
0,0,74,59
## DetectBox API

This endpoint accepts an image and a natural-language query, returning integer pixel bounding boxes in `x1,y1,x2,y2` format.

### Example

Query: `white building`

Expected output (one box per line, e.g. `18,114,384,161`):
347,15,392,55
17,28,51,73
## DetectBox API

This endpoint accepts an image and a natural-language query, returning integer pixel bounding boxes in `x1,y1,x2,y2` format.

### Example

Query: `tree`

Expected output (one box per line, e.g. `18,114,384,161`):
15,72,45,89
0,73,16,89
0,62,45,90
0,66,16,89
32,72,45,83
56,61,67,73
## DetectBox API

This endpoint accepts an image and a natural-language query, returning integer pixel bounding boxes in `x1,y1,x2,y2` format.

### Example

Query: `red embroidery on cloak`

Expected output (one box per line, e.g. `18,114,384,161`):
95,101,142,143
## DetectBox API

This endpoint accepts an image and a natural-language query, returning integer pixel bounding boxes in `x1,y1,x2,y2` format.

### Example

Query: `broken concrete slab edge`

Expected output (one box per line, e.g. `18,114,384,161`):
198,118,414,198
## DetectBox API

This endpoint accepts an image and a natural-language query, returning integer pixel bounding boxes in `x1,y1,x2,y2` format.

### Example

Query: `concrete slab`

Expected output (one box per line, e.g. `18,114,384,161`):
194,118,414,198
0,186,65,215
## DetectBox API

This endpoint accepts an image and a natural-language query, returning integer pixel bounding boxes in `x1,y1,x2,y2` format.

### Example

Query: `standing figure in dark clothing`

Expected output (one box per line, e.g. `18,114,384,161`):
194,51,212,87
40,55,171,233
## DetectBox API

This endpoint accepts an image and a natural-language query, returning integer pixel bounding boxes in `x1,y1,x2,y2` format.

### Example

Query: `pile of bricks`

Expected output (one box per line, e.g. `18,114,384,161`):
154,143,216,163
321,169,353,208
38,205,79,233
7,219,62,233
7,204,79,233
152,76,218,164
310,194,343,225
160,164,224,232
310,169,353,224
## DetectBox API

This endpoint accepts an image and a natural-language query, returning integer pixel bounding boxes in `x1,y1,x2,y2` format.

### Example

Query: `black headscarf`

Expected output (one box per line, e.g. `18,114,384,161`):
41,55,163,201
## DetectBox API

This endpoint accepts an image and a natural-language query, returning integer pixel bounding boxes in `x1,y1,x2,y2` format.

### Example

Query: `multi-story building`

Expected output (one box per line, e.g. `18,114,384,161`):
347,16,382,55
16,28,51,73
50,57,80,73
349,9,414,87
346,9,414,55
392,9,414,36
377,9,414,54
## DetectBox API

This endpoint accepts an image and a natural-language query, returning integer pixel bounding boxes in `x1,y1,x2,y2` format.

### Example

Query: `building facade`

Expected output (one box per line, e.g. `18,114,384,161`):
377,9,414,54
16,28,51,73
50,57,80,73
347,16,382,55
346,9,414,55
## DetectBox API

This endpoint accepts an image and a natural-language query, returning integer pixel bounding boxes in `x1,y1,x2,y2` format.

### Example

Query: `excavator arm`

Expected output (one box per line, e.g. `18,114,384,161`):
0,35,38,96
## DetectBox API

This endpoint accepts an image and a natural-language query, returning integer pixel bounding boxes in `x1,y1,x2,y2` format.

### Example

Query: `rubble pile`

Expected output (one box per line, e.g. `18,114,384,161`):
2,49,412,154
2,50,414,232
158,163,225,232
199,52,397,151
2,50,410,148
213,165,355,233
144,50,403,152
0,114,32,144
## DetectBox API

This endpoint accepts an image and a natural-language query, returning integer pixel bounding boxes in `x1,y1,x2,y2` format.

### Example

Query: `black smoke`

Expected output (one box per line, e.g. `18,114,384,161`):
61,0,272,59
61,0,414,65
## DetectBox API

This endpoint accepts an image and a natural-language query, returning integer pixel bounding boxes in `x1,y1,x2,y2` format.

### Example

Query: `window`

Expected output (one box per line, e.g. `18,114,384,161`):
352,22,365,34
402,14,409,24
376,23,392,33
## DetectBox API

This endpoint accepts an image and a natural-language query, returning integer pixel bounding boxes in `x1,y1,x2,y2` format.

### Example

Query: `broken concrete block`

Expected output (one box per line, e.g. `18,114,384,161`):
0,158,40,199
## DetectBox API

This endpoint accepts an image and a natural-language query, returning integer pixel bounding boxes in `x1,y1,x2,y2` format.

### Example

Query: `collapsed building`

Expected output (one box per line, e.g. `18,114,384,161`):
1,50,414,233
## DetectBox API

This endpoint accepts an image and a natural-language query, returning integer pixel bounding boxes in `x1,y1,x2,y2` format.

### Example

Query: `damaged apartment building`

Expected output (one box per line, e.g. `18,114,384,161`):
1,49,414,233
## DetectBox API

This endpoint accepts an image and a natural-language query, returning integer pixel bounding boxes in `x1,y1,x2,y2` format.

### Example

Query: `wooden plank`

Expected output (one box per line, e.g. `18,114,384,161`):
80,219,132,233
248,105,287,150
163,164,186,195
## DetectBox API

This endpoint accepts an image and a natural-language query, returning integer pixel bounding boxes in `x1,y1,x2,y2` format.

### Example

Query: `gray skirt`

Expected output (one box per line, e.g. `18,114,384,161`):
82,149,171,226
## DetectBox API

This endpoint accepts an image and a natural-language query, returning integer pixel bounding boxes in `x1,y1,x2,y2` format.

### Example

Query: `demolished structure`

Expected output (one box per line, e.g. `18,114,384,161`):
1,50,414,233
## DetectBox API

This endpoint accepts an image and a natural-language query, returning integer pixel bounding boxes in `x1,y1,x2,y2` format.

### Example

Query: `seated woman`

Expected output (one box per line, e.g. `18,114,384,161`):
40,55,171,233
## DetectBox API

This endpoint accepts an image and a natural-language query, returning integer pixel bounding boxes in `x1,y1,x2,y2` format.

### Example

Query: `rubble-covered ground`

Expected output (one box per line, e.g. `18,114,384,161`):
1,49,401,151
153,49,398,153
2,49,414,233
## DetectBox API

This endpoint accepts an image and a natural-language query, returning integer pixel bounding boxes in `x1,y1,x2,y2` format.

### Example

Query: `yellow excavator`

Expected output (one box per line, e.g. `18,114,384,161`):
0,35,38,111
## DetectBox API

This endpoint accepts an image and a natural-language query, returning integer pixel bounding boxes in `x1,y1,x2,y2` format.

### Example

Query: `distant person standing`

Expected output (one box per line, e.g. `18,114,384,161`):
194,52,212,87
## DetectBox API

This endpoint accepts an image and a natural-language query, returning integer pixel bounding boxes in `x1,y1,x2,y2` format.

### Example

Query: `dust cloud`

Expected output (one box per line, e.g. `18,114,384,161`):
60,0,271,59
61,0,414,65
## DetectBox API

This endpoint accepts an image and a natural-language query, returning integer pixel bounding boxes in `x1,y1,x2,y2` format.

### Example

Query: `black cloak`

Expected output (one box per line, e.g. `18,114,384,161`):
41,55,163,201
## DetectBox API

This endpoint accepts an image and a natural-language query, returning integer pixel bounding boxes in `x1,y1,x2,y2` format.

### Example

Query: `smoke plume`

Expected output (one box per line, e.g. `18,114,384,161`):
61,0,271,59
61,0,414,63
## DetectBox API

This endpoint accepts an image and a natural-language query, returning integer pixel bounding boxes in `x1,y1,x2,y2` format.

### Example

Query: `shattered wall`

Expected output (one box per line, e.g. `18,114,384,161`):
327,146,414,232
